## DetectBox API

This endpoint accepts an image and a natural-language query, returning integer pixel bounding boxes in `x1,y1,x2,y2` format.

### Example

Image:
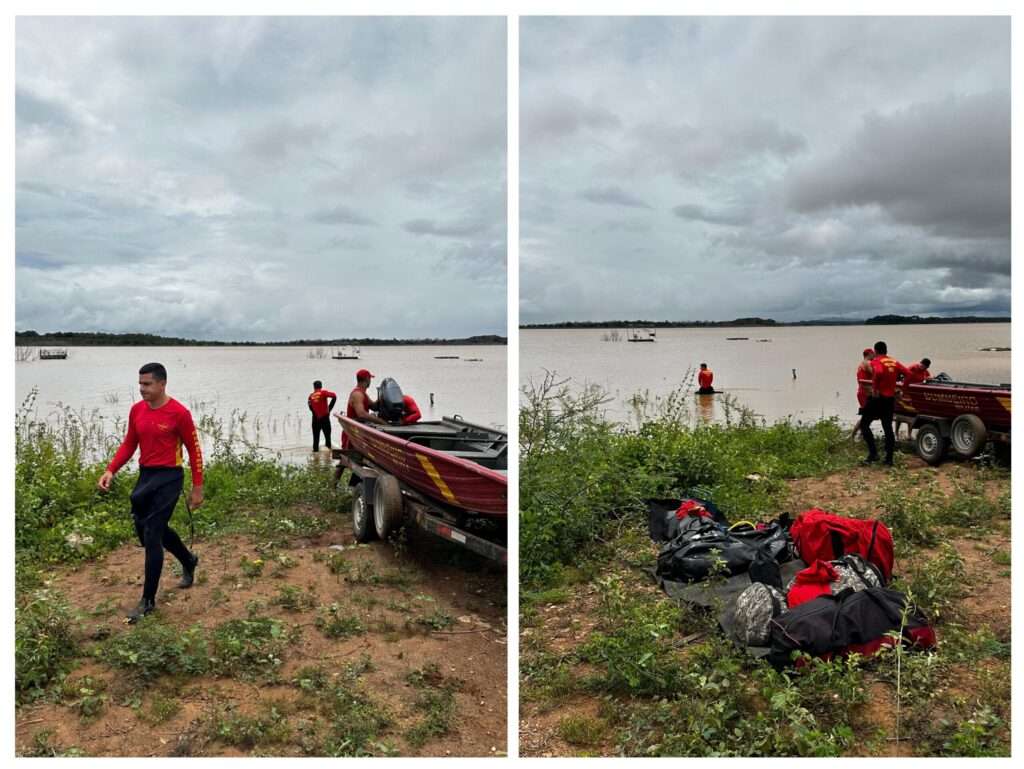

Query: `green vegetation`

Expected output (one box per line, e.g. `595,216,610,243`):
520,375,859,588
14,388,490,757
405,663,462,749
520,379,1010,757
315,604,366,638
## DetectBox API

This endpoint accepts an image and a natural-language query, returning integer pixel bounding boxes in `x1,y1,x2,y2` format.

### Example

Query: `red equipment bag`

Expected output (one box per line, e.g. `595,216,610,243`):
790,508,894,582
787,560,839,608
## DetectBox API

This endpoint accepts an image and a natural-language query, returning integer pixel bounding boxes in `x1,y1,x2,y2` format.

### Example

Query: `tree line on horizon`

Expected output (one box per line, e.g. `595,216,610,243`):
520,314,1009,330
14,330,507,347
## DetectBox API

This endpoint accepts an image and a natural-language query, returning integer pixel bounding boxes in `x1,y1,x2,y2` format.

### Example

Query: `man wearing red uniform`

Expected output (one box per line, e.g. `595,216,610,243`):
338,368,385,449
401,394,422,425
307,380,337,452
697,363,715,394
904,358,932,385
850,348,875,440
859,341,910,466
97,363,202,623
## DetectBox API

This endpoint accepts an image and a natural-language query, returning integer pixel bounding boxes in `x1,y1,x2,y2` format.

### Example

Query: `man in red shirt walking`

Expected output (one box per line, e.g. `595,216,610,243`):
97,363,203,623
859,341,910,466
307,380,337,452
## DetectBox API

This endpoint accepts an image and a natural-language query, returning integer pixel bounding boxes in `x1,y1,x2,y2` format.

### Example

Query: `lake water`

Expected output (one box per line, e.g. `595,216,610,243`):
16,345,507,462
520,324,1011,426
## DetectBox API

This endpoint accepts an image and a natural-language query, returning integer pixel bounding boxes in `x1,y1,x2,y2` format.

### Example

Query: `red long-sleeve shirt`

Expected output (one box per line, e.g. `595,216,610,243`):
698,369,714,389
107,398,204,485
871,355,910,398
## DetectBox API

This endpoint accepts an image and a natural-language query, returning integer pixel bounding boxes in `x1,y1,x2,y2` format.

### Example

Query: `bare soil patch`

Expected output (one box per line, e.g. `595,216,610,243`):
17,521,506,757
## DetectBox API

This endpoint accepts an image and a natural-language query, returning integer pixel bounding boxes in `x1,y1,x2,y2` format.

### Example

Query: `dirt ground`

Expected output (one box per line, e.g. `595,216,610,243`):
16,522,507,757
519,457,1010,757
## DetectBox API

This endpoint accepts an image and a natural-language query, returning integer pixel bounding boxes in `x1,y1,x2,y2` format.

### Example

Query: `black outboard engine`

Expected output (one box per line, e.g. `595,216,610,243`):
377,377,405,423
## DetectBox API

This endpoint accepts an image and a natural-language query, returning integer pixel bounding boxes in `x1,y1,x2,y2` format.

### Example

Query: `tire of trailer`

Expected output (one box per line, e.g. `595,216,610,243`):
352,484,376,542
950,414,987,458
915,423,948,466
373,473,404,540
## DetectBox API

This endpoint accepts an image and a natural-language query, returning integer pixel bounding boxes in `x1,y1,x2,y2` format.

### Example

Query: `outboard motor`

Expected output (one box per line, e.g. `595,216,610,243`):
377,377,406,423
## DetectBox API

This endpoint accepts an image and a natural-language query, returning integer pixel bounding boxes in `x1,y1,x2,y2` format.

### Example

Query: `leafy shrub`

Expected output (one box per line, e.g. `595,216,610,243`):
211,704,291,749
210,617,295,679
100,620,209,684
578,576,687,697
895,544,968,623
15,589,79,700
315,604,366,638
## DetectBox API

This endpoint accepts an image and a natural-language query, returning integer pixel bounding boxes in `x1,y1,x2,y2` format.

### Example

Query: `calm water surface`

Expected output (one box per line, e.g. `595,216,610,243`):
521,324,1010,425
16,345,507,462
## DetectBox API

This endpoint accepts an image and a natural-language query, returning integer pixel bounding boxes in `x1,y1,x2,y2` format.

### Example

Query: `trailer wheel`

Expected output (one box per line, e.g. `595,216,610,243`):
373,473,404,540
915,423,947,466
352,485,376,542
950,414,987,458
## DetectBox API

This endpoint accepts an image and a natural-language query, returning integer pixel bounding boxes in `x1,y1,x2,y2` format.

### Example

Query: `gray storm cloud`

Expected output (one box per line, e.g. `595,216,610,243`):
16,17,507,341
520,16,1009,324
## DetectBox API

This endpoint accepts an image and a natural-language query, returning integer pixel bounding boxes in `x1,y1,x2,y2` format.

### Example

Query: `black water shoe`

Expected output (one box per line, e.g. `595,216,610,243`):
861,456,878,466
179,553,199,588
126,598,155,624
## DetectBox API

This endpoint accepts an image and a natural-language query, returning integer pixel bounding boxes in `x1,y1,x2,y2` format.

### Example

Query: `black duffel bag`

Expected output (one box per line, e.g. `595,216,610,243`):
767,586,937,669
656,516,791,583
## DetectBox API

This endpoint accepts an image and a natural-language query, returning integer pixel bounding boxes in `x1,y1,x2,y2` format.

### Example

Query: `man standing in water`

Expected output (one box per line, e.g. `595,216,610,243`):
697,363,715,394
307,380,337,452
97,363,202,623
860,341,909,466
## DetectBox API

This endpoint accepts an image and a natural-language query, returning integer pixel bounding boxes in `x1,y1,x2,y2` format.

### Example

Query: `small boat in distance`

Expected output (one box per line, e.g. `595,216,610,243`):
627,328,656,342
726,337,749,341
434,355,460,359
39,348,68,360
332,346,360,360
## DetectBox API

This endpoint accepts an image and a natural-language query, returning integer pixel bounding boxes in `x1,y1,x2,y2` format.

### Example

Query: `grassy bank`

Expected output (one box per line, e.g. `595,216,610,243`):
15,391,507,757
519,377,1010,757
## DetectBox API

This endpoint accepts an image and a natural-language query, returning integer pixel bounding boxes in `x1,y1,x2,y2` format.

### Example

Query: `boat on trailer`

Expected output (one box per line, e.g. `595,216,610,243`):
335,415,507,561
891,379,1010,465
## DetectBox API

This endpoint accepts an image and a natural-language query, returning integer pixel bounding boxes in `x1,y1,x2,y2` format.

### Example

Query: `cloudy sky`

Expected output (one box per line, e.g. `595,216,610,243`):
16,17,506,341
520,17,1010,324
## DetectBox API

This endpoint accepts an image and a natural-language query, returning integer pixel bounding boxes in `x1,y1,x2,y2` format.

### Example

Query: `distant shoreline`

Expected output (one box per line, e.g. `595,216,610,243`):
14,332,507,347
521,315,1009,330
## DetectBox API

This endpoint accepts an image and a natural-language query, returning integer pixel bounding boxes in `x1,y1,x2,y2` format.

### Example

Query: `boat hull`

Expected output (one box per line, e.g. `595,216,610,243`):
340,416,507,516
895,381,1011,432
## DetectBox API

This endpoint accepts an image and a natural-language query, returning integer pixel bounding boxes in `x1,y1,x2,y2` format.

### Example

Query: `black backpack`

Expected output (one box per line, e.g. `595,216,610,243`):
767,587,936,668
656,517,791,583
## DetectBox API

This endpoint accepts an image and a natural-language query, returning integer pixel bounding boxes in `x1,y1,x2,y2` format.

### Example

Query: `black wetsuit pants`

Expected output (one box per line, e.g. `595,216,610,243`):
312,415,332,451
860,396,895,462
130,467,193,603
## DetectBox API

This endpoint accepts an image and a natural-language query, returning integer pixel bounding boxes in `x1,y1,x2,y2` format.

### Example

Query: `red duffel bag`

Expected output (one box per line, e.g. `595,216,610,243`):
790,508,894,582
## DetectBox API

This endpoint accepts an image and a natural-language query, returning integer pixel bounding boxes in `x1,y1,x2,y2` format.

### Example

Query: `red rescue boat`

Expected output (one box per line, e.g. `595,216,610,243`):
892,378,1011,465
896,380,1011,432
339,415,507,517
